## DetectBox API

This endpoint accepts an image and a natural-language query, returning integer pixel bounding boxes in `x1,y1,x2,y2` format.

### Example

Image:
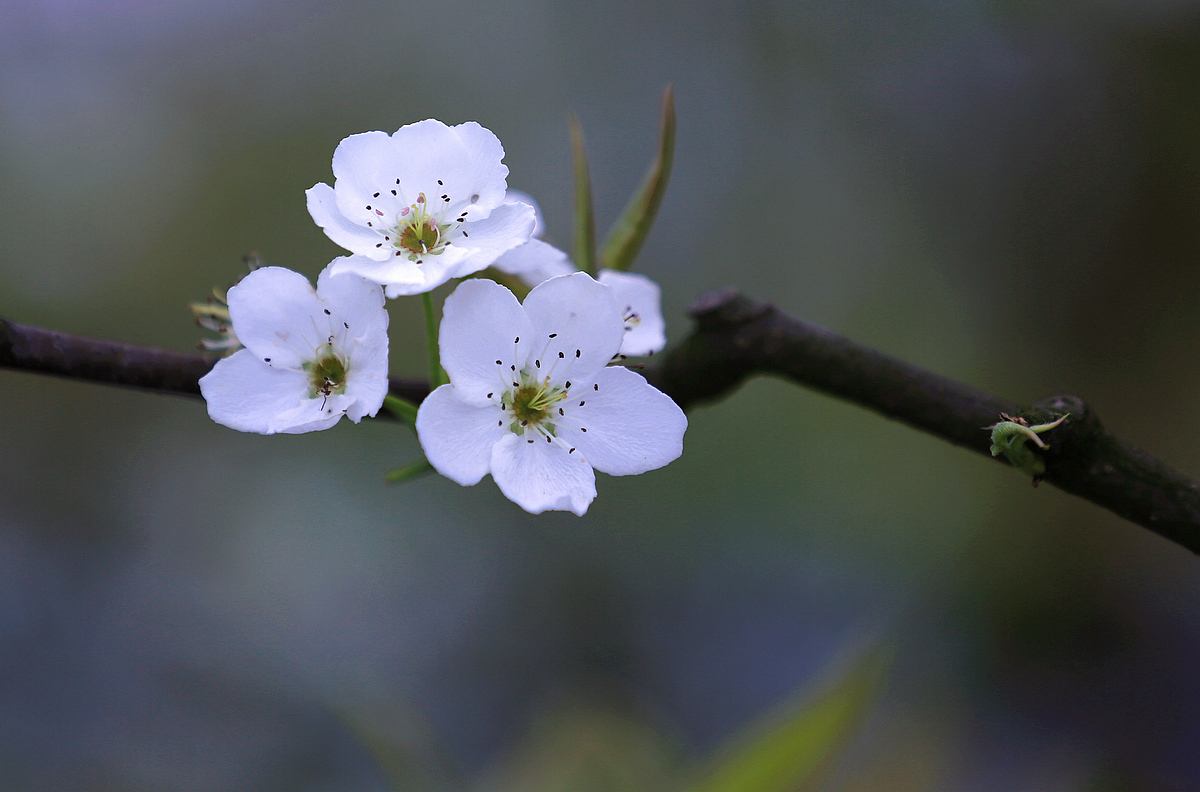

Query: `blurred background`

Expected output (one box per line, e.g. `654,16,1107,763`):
3,0,1200,789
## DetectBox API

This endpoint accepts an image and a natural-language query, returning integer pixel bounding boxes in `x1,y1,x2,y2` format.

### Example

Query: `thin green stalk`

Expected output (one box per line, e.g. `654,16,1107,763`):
384,459,433,484
421,292,444,386
383,394,419,425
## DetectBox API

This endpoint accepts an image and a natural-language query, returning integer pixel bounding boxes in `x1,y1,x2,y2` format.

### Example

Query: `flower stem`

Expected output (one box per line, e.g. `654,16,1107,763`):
384,458,433,484
383,394,419,425
422,292,445,387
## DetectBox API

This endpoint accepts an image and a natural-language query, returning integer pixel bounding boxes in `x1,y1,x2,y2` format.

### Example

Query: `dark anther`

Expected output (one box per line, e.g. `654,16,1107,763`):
487,392,493,398
580,427,588,432
549,333,557,338
558,351,565,358
373,192,380,198
264,357,271,363
514,336,520,343
535,360,541,368
323,309,331,315
495,359,503,365
575,349,581,358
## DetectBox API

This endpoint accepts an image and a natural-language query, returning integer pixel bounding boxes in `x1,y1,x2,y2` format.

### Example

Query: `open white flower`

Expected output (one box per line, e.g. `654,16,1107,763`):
416,273,687,515
199,265,389,434
306,120,536,297
491,191,667,356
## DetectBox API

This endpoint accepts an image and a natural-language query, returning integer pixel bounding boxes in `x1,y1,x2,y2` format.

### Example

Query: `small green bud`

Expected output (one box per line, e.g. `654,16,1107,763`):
988,412,1069,484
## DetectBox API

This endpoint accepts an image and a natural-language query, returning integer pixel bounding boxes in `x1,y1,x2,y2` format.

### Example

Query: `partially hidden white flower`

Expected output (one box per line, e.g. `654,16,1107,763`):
199,264,389,434
597,269,666,357
492,190,667,357
416,273,687,515
306,120,536,297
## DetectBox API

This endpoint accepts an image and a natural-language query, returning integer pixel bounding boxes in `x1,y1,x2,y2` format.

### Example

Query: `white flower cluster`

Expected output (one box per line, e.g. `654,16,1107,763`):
199,120,683,515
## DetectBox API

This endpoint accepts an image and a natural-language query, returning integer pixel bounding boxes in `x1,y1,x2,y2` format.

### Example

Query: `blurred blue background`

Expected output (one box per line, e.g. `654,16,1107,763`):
3,0,1200,789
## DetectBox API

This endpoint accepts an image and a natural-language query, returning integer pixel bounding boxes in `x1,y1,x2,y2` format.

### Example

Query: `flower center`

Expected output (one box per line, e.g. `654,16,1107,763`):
505,372,567,434
398,220,442,256
388,191,459,262
305,348,348,399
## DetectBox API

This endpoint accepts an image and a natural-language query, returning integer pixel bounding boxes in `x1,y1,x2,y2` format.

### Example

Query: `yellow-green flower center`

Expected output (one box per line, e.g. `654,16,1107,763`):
398,220,442,256
306,349,347,398
506,373,567,434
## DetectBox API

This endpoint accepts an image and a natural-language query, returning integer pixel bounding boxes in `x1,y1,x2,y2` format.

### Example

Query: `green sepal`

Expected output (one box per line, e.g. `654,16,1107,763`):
599,85,676,273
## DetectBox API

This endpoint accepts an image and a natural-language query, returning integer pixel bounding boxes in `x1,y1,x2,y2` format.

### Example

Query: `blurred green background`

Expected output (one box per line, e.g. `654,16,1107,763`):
3,1,1200,789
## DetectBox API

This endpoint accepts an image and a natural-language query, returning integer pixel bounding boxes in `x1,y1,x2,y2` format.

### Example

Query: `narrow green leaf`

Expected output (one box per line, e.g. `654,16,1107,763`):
385,458,433,484
383,394,419,425
569,115,597,275
600,85,676,272
691,647,890,792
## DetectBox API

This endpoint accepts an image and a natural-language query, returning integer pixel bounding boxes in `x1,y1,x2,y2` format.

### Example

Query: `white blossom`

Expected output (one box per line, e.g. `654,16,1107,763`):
491,190,667,356
597,269,666,357
199,264,389,434
416,273,686,515
306,120,536,297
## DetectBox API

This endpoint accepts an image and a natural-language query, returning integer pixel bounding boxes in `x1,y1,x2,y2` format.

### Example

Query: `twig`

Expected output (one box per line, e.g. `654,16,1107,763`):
3,294,1198,555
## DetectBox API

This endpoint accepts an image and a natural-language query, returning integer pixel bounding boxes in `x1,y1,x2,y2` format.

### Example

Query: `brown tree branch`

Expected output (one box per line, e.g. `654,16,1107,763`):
3,293,1198,555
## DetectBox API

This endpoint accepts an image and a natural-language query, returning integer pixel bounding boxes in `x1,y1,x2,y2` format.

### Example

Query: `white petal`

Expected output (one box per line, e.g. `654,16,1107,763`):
458,201,536,253
382,246,473,297
343,336,388,423
438,279,534,405
492,238,575,287
416,384,507,485
328,254,426,293
271,393,352,434
521,272,625,384
598,269,667,356
557,366,686,476
226,266,323,369
199,349,310,434
489,433,596,515
505,189,544,237
330,130,406,220
306,182,384,258
313,268,389,423
390,120,509,217
316,265,388,340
